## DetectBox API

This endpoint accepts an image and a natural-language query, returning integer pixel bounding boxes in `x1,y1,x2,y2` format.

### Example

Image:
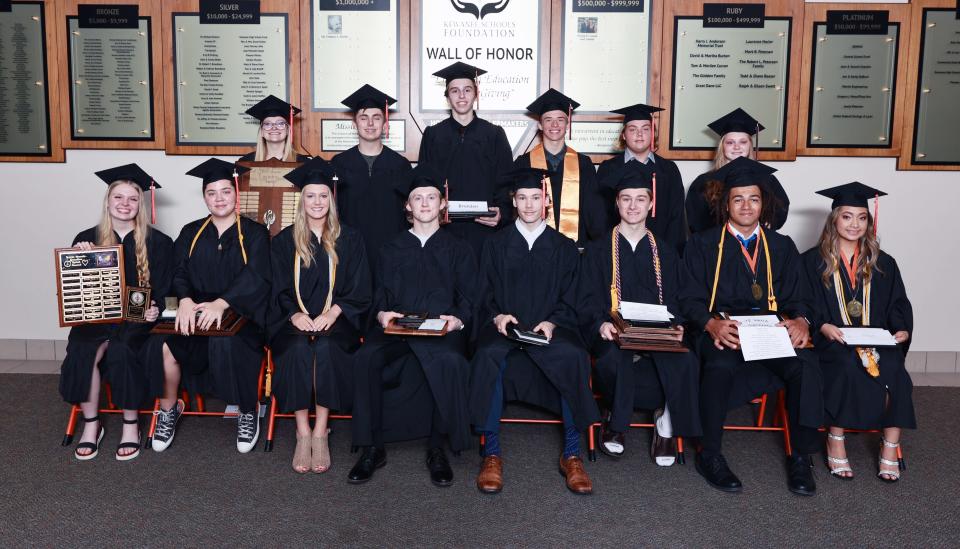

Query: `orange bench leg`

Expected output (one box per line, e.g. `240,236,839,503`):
62,404,81,446
264,395,278,452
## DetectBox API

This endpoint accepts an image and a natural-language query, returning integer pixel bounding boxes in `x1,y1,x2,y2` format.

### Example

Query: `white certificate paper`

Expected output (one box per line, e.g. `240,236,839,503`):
730,315,780,327
738,326,796,362
840,327,898,347
419,319,447,331
619,301,673,322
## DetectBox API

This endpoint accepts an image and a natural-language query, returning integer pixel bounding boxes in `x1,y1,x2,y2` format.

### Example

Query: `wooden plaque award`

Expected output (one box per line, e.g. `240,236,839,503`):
237,159,303,237
54,245,126,327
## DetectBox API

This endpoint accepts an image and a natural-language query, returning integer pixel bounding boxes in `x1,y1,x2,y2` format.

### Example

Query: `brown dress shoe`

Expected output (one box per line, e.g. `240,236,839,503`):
559,455,593,495
476,455,503,494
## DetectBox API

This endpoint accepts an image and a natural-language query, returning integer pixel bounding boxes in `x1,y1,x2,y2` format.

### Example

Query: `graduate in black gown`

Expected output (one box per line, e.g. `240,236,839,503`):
595,103,686,252
268,158,372,474
239,95,311,162
802,183,914,482
513,89,605,246
60,164,173,461
679,157,822,496
146,158,271,454
684,108,789,234
469,167,599,496
348,164,480,487
418,62,514,257
579,160,702,467
332,84,413,275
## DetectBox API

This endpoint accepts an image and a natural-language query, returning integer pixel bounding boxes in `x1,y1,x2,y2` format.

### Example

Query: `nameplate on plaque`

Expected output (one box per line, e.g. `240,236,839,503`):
200,0,260,25
77,4,139,28
703,3,764,28
826,10,888,35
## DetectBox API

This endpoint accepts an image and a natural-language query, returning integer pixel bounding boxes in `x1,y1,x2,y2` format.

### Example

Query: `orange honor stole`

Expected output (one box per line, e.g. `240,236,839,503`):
529,145,581,241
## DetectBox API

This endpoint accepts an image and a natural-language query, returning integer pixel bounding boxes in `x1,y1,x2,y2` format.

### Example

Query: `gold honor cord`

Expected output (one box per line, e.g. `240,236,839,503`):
609,227,663,314
833,269,879,377
530,145,581,241
294,253,336,316
708,227,777,313
188,216,248,265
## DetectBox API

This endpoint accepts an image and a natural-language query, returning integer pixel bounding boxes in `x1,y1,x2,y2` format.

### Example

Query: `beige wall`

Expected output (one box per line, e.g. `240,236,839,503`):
0,149,956,350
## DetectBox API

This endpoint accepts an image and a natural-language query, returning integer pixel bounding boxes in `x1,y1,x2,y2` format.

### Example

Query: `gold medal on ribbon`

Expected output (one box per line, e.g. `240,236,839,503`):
751,283,763,301
847,299,863,318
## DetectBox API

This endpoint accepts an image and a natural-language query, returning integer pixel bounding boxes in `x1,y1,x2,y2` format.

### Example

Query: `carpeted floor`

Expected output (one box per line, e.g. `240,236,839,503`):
1,374,957,547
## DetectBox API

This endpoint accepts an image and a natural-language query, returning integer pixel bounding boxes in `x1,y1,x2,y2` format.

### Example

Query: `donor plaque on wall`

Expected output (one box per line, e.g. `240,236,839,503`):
172,3,289,146
910,8,960,166
67,5,155,141
671,4,791,150
807,11,899,149
0,2,53,156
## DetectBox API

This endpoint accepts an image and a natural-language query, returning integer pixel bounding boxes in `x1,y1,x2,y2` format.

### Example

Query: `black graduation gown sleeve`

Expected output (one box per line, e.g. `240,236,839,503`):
219,219,272,328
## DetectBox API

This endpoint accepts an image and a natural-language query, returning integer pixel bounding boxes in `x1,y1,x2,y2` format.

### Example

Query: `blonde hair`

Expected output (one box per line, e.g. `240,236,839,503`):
293,185,341,269
817,207,882,287
253,118,296,161
96,180,151,287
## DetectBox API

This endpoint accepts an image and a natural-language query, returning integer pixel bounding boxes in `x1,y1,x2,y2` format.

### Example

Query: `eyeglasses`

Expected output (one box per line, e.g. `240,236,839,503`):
261,121,288,130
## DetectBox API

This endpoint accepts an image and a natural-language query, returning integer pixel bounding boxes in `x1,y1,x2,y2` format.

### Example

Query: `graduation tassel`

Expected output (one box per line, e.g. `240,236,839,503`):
541,175,548,221
384,100,390,140
233,170,241,213
289,105,295,147
754,122,760,159
651,172,657,218
651,115,659,154
475,69,480,112
150,182,157,224
332,173,339,202
567,103,573,141
873,193,879,236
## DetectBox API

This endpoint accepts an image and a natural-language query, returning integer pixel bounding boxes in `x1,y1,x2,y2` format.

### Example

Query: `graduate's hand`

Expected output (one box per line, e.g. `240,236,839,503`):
820,323,845,344
440,315,463,331
377,311,403,329
779,318,810,348
599,322,619,341
671,324,685,342
474,206,500,227
494,314,518,336
532,321,555,341
73,241,96,251
175,298,197,336
313,305,342,332
893,330,910,344
195,299,227,331
144,302,160,323
290,312,315,332
706,318,740,350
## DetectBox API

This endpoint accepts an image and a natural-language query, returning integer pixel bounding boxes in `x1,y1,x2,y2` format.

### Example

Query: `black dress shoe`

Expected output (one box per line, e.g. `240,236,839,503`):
347,446,386,484
786,454,817,496
426,447,454,487
695,453,743,493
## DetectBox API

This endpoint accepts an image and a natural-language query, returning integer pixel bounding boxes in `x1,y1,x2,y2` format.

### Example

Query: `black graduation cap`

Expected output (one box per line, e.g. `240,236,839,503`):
504,167,550,191
527,88,580,117
283,157,339,191
713,156,777,191
95,163,160,192
611,103,664,123
707,108,765,137
816,182,887,210
432,62,487,84
186,158,250,186
244,95,301,122
601,159,656,193
341,84,396,112
407,163,446,195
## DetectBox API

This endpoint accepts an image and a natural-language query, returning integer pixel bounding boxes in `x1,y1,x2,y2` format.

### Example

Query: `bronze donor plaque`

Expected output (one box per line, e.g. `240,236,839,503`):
124,286,152,322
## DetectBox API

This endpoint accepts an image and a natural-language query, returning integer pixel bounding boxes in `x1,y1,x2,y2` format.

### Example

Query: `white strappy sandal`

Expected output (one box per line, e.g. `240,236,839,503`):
878,437,901,483
825,432,854,480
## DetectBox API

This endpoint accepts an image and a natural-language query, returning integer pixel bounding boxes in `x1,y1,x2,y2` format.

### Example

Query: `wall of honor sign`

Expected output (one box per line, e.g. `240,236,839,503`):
0,2,51,156
561,0,652,112
419,0,541,112
172,13,289,145
321,119,405,152
807,12,898,149
55,246,125,327
67,17,154,140
911,9,960,165
671,11,791,150
311,0,398,111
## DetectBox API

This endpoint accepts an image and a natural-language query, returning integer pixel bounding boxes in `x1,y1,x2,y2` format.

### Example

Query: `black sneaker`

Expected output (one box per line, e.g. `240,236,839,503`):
695,452,743,493
151,399,184,452
236,411,260,453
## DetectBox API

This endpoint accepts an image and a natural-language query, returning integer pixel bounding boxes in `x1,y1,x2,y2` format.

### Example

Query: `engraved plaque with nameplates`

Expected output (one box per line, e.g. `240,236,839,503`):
237,159,302,237
54,245,126,327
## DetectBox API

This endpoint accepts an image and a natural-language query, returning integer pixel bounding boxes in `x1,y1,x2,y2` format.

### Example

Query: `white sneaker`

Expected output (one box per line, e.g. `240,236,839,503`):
236,411,260,453
152,399,184,452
